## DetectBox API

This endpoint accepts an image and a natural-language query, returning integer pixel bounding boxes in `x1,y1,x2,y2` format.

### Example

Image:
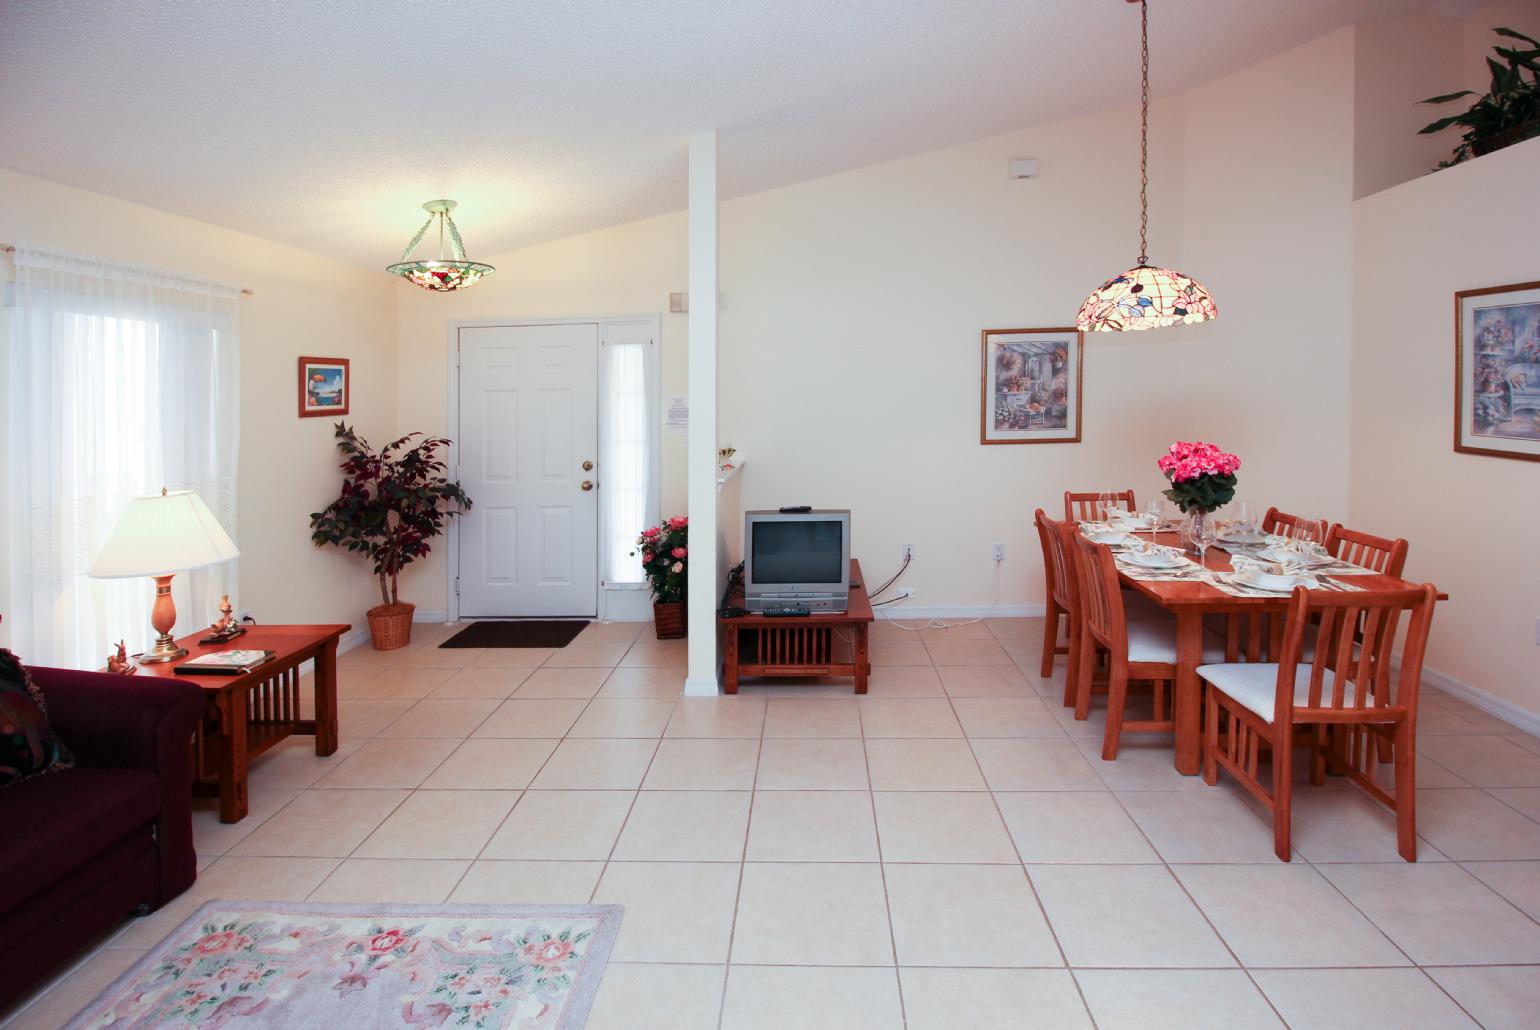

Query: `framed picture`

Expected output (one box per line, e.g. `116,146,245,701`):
298,356,350,418
980,327,1083,444
1455,281,1540,462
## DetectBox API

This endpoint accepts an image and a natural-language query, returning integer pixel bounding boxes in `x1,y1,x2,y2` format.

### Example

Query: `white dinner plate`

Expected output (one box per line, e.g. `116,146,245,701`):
1256,546,1332,567
1233,569,1311,591
1086,530,1135,546
1122,549,1186,569
1110,514,1156,531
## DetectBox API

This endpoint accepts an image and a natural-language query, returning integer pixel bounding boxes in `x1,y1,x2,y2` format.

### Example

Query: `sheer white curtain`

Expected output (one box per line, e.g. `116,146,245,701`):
601,338,652,584
6,246,240,668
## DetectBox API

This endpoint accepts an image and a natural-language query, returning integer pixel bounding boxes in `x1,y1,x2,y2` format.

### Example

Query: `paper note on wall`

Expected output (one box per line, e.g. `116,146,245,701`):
665,395,688,436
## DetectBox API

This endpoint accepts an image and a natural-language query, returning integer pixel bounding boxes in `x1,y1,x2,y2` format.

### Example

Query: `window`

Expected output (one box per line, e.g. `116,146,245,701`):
4,247,239,666
599,330,657,585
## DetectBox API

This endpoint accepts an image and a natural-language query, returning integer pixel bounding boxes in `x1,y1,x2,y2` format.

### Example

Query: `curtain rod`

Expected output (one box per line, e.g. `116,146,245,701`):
0,244,255,296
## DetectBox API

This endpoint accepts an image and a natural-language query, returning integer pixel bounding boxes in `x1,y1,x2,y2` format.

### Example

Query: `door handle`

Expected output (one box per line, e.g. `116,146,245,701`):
581,480,594,491
581,460,594,471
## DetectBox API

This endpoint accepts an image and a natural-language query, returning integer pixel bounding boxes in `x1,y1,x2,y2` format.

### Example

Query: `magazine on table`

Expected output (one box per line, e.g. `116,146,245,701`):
173,649,277,676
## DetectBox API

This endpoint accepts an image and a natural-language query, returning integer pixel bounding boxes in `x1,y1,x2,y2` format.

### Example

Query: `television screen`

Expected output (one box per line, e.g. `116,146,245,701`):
751,520,844,584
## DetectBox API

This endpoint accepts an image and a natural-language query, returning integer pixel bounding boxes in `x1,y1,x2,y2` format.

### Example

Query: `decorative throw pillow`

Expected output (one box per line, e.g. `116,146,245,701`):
0,647,74,787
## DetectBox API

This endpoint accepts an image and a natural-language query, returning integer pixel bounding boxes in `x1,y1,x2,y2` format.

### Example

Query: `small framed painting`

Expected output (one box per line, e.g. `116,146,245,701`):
1456,281,1540,462
298,356,350,418
980,327,1083,444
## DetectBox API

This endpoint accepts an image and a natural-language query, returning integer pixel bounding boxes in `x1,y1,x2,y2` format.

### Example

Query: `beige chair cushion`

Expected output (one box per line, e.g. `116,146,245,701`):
1127,619,1226,665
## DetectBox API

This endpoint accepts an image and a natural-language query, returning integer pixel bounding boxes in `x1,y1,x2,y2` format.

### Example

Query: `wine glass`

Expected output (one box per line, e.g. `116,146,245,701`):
1143,497,1163,536
1234,501,1255,534
1193,515,1219,569
1097,490,1117,524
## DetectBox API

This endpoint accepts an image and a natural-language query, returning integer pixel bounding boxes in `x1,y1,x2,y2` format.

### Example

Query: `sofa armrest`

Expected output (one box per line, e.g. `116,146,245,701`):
30,666,206,905
31,667,206,773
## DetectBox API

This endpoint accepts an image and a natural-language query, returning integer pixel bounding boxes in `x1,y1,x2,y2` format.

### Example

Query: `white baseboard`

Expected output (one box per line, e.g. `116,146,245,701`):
335,625,371,656
683,674,720,696
1419,663,1540,737
413,610,449,624
874,603,1045,621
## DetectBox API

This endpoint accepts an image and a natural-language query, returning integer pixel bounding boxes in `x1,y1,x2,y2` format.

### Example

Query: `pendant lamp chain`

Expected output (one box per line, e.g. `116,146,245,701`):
1073,0,1216,332
1137,0,1149,267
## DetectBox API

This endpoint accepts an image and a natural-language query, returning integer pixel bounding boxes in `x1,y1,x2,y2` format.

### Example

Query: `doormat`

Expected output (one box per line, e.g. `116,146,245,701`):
63,899,623,1030
440,620,590,649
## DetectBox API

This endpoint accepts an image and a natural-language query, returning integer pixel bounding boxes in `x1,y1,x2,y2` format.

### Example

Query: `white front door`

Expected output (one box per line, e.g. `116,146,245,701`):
458,323,600,617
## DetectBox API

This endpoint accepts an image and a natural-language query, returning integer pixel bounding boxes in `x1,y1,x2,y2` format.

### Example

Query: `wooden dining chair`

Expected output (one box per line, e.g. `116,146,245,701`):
1064,489,1135,523
1034,510,1082,703
1199,583,1437,861
1325,525,1409,577
1260,507,1332,543
1071,534,1223,758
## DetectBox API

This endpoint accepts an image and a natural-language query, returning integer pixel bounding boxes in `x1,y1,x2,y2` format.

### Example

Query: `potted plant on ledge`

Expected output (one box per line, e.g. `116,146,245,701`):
310,423,472,650
1419,27,1540,166
634,516,688,639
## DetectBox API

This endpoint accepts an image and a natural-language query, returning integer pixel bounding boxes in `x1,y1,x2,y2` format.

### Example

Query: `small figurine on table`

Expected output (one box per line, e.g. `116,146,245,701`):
107,640,137,675
200,595,246,644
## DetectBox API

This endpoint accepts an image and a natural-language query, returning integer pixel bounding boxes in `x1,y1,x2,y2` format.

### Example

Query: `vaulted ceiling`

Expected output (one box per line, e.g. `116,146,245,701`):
1,0,1447,268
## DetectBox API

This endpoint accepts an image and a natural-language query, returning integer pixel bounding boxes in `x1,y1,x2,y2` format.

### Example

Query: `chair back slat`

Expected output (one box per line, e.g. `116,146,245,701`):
1064,489,1135,523
1071,533,1127,654
1034,509,1075,612
1262,507,1331,543
1325,524,1409,577
1275,585,1435,724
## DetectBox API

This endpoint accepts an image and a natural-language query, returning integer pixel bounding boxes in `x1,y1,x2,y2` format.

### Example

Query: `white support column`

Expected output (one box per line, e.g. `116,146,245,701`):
683,130,720,696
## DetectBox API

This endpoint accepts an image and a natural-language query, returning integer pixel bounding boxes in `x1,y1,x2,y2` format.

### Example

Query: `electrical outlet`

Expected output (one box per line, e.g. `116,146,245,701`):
893,587,916,599
903,543,915,561
1535,617,1540,645
992,542,1005,561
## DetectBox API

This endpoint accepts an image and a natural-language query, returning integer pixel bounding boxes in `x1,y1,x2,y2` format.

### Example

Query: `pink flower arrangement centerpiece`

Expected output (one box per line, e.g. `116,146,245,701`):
1157,441,1240,549
633,515,688,638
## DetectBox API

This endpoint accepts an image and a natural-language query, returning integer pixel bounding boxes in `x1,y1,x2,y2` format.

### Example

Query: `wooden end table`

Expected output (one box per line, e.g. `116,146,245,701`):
130,624,350,822
720,559,874,694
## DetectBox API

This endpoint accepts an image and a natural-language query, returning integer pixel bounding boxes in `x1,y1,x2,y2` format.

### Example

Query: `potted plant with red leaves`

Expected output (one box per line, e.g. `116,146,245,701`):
310,423,472,649
632,516,688,638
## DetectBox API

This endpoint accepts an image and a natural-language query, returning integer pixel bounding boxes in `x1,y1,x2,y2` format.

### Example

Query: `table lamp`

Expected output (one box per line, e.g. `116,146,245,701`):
89,488,241,663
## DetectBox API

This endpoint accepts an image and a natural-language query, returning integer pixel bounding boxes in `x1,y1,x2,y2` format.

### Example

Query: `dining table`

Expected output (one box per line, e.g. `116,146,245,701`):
1108,527,1444,776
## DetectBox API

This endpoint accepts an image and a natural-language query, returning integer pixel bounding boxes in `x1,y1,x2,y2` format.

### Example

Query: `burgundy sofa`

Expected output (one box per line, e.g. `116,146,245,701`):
0,666,205,1010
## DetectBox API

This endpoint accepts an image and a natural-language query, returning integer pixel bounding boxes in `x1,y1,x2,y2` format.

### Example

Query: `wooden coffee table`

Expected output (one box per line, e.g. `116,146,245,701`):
132,624,350,822
720,559,874,694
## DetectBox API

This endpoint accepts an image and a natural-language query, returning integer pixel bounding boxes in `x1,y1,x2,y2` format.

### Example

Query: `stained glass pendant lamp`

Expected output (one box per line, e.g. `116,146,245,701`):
387,199,495,292
1076,0,1216,332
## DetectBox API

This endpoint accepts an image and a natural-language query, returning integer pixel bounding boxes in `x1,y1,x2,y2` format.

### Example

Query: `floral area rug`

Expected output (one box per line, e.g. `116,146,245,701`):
64,900,623,1029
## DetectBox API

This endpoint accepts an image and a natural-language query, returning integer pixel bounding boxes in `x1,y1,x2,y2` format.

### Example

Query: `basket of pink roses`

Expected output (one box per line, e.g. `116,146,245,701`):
634,516,689,638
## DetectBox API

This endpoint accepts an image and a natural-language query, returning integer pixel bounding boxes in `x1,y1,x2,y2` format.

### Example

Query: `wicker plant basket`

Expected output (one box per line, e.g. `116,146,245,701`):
367,602,416,650
653,601,687,639
1472,118,1540,157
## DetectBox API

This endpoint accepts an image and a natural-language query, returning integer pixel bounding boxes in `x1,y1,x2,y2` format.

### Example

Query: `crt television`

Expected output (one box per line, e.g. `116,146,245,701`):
743,509,852,612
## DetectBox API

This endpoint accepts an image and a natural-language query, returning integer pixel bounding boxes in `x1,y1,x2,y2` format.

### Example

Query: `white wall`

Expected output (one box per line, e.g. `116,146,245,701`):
388,28,1369,616
1353,14,1464,199
1350,136,1540,721
0,167,399,645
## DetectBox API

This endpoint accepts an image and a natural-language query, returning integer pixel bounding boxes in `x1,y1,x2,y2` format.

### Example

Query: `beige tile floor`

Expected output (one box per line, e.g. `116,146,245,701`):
6,616,1540,1029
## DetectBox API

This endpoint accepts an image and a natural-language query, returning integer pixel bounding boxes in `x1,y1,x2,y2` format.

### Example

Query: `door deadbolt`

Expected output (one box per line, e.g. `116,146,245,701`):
581,480,594,491
581,460,594,471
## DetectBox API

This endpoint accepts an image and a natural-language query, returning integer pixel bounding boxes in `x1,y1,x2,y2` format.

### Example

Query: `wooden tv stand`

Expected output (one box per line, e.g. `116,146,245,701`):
720,558,873,694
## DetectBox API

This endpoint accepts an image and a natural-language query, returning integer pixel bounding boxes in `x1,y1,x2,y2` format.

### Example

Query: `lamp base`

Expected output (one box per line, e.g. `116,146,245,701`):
139,631,189,664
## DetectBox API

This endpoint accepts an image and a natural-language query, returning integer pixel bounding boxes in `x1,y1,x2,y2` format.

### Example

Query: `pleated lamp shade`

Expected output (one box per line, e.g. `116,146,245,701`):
90,489,240,578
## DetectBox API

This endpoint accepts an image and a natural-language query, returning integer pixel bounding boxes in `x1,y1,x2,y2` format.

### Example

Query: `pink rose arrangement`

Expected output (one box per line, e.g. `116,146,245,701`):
1157,440,1240,514
633,515,688,603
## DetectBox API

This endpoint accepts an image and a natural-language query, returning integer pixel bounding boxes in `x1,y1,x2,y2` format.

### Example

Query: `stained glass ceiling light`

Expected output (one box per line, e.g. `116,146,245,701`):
387,199,495,292
1076,0,1216,333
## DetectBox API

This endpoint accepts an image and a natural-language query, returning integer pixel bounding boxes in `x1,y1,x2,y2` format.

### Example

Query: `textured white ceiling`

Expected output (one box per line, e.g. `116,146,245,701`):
0,0,1433,268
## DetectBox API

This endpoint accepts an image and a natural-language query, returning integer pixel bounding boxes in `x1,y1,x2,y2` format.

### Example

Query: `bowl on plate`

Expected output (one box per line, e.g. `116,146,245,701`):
1236,568,1307,591
1087,529,1133,545
1122,548,1185,569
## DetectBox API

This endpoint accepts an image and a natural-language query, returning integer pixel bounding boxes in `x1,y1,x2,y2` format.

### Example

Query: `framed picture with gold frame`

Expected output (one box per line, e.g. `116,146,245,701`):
298,356,350,418
980,327,1083,444
1455,281,1540,462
